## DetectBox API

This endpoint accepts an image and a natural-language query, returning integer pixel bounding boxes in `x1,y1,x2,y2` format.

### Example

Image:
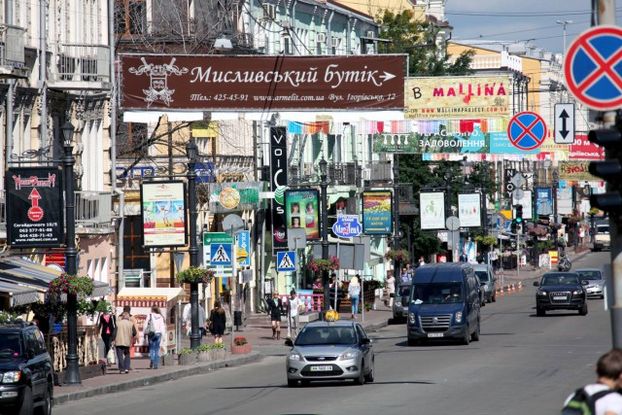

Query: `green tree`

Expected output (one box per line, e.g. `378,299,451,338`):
465,161,497,204
377,10,473,76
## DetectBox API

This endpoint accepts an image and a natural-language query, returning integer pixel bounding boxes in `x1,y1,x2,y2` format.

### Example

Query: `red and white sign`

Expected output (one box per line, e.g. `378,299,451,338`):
27,188,43,222
569,134,605,160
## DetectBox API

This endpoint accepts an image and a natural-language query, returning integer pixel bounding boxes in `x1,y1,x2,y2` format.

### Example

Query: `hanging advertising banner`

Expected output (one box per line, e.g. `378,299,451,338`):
536,187,553,216
6,167,64,247
362,190,393,235
141,181,187,247
285,188,320,240
270,127,288,251
559,161,598,181
120,54,406,111
569,134,604,160
458,193,481,227
235,230,252,267
404,76,512,120
420,192,446,230
512,190,533,220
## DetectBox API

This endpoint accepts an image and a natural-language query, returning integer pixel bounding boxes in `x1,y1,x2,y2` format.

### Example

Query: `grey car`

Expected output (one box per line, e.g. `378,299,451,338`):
576,268,605,299
392,283,411,322
285,320,374,386
473,263,497,303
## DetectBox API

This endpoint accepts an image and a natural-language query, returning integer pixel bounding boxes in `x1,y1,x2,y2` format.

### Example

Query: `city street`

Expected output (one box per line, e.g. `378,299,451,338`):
58,252,611,415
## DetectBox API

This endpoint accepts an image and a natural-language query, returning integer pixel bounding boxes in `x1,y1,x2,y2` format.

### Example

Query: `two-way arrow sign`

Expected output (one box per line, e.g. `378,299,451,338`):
554,103,575,144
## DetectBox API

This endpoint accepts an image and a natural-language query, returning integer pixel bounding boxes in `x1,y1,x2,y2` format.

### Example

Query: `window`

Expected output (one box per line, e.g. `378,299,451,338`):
115,0,147,36
123,215,151,272
0,334,21,358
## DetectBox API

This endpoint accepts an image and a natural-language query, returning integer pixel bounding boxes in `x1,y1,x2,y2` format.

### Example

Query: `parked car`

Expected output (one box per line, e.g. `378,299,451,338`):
575,268,605,299
392,283,411,322
593,223,610,251
0,320,53,415
407,263,481,346
473,263,497,303
285,320,374,387
533,272,588,316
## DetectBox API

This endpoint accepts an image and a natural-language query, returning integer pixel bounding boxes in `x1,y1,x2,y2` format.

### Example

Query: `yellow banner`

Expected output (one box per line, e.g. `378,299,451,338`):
405,76,512,119
559,161,598,181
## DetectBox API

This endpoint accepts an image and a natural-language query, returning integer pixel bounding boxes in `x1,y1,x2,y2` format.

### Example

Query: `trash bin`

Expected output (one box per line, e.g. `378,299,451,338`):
233,311,242,329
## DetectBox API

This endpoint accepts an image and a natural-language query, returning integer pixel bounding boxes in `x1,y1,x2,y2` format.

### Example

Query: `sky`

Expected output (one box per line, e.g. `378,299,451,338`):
445,0,621,54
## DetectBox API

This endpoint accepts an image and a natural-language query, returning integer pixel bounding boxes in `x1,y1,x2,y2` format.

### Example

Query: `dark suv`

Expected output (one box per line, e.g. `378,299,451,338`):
0,321,53,415
533,272,588,316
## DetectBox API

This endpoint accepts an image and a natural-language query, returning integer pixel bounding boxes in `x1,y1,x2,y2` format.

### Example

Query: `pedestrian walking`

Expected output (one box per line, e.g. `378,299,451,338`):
122,305,138,356
113,312,136,374
348,275,361,319
386,272,396,308
145,306,167,369
562,348,622,414
182,302,206,337
209,301,226,344
329,274,343,312
266,293,283,340
97,310,116,365
288,290,303,338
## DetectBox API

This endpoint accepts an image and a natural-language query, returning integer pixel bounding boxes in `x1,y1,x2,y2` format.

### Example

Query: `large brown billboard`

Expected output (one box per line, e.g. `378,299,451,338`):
119,54,406,111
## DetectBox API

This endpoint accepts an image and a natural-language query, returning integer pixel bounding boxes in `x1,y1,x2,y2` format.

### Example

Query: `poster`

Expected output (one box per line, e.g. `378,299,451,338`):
536,187,553,216
362,191,393,235
458,193,481,227
6,167,64,247
420,192,446,230
141,181,186,247
512,190,533,220
285,188,320,240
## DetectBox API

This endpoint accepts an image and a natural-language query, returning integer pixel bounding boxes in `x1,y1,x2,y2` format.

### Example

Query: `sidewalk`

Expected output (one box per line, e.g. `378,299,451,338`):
54,308,392,407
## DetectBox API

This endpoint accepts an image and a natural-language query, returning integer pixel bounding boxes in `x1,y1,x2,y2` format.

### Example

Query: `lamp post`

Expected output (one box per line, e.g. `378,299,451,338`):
62,121,80,385
319,158,330,315
186,139,201,349
552,169,559,249
392,154,401,286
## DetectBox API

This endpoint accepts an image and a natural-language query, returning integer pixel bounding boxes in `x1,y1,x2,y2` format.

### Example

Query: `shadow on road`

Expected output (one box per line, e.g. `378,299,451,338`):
528,312,585,318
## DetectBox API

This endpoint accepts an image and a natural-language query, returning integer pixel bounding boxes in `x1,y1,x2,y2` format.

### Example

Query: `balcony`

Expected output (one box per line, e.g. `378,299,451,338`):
0,24,26,77
49,44,111,90
289,162,361,187
75,191,114,234
363,161,392,186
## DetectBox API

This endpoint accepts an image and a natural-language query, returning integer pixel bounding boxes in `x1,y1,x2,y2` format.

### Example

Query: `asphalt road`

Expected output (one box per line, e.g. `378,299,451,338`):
59,252,612,415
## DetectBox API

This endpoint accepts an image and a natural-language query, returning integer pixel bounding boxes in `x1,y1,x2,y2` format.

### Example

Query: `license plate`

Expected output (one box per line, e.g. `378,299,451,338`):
553,296,567,300
427,332,444,338
310,365,332,372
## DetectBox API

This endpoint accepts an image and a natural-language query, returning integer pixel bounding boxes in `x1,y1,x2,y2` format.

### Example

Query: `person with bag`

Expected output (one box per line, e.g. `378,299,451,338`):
266,293,283,340
114,312,136,374
562,348,622,415
209,301,226,345
97,310,116,366
145,306,167,369
348,275,361,320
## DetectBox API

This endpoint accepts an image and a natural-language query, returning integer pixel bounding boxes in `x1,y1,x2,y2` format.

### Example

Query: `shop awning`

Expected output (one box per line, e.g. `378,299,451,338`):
117,287,184,302
0,280,41,307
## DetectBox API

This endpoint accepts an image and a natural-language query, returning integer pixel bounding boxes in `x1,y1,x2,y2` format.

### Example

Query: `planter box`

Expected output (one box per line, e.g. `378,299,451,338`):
231,343,252,355
197,349,226,362
178,353,197,366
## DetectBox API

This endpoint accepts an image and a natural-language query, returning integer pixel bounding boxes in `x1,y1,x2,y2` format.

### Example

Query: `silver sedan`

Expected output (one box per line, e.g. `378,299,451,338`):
576,268,605,299
285,320,374,387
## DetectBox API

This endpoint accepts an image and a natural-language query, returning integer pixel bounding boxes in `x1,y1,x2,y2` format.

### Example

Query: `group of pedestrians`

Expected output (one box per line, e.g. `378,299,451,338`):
181,301,227,344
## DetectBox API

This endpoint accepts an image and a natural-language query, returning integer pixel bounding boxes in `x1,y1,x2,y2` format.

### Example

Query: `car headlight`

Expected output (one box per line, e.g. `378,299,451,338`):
572,290,583,296
483,284,489,291
395,301,402,307
455,311,463,323
408,312,417,324
537,290,548,296
288,352,303,361
1,371,21,383
339,350,359,360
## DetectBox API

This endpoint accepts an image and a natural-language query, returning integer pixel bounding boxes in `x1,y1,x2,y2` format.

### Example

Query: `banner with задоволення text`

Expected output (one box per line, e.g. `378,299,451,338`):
119,54,406,111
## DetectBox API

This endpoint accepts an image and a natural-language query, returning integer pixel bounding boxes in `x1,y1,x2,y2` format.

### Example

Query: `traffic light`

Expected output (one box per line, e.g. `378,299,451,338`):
515,205,523,224
588,118,622,213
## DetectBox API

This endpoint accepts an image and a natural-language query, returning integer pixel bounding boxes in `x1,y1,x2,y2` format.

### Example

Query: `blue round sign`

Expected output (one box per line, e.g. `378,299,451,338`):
564,26,622,111
507,111,547,151
332,215,362,238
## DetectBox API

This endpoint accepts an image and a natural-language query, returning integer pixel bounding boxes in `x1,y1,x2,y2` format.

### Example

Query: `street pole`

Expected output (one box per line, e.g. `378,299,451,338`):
62,121,80,385
186,140,201,350
553,169,559,249
319,159,330,316
393,154,401,283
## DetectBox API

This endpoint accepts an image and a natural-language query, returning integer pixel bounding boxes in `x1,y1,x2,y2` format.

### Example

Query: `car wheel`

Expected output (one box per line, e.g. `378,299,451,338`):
17,386,32,415
355,361,366,385
471,321,480,342
492,293,497,303
38,385,52,415
536,307,545,317
462,326,470,345
579,304,588,316
364,359,375,383
287,379,298,387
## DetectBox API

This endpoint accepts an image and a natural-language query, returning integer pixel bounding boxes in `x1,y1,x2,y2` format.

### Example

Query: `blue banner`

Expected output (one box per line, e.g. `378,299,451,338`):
536,187,553,216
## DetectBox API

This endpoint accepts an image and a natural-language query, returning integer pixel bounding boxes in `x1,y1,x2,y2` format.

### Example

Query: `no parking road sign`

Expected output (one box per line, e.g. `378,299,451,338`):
564,26,622,111
507,111,547,151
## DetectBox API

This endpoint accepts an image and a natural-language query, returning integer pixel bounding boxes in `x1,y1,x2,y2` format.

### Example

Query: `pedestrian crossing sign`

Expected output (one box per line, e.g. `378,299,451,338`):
276,251,296,272
210,243,233,266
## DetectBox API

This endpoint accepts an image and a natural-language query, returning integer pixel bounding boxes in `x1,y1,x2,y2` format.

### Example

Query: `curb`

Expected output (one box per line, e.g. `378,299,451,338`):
53,352,262,407
361,318,390,333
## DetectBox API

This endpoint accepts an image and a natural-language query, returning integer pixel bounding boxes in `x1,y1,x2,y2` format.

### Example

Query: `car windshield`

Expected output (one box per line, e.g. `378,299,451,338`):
475,271,489,282
578,271,602,280
295,326,357,346
0,333,21,359
412,283,463,304
541,274,580,286
597,225,609,234
398,285,411,297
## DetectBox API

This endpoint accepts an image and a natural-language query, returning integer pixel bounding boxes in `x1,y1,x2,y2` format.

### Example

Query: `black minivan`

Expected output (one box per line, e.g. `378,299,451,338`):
407,263,482,345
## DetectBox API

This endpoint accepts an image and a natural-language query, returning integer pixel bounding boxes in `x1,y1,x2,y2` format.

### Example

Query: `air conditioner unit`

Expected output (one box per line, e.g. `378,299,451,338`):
262,3,276,20
366,30,375,38
317,32,326,43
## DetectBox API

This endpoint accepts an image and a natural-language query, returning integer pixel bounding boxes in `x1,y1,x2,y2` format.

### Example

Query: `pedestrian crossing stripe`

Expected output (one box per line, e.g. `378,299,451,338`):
211,243,232,265
276,251,296,272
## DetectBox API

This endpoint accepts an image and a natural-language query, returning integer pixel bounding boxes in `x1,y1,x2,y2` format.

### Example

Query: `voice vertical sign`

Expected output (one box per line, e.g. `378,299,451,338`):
6,167,64,247
270,127,288,252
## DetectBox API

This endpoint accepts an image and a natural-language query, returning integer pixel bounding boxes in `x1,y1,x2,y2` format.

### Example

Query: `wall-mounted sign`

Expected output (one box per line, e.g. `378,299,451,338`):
458,193,481,227
120,54,406,111
270,127,288,251
420,192,446,230
362,191,393,235
332,214,363,238
141,181,187,247
285,188,320,240
6,167,64,247
559,161,599,181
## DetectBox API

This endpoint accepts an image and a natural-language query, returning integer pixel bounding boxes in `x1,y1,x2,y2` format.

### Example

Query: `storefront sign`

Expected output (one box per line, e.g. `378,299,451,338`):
141,181,187,247
362,191,393,235
405,76,512,119
6,167,64,247
270,127,288,251
120,54,406,111
458,193,481,227
285,188,320,240
420,192,446,230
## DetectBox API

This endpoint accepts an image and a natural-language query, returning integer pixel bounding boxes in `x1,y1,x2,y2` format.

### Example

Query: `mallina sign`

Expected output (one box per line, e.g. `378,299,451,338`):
120,54,406,111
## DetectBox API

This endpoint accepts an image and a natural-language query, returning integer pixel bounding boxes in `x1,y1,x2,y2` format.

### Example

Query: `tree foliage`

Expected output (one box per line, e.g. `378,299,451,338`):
377,10,473,76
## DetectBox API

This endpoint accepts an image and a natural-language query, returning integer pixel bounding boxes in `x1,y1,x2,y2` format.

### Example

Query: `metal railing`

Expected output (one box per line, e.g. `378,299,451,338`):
53,43,110,83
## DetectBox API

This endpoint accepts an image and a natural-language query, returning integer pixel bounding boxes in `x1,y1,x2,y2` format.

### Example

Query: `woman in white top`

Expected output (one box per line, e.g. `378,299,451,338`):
386,274,396,307
146,306,167,369
348,275,361,319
